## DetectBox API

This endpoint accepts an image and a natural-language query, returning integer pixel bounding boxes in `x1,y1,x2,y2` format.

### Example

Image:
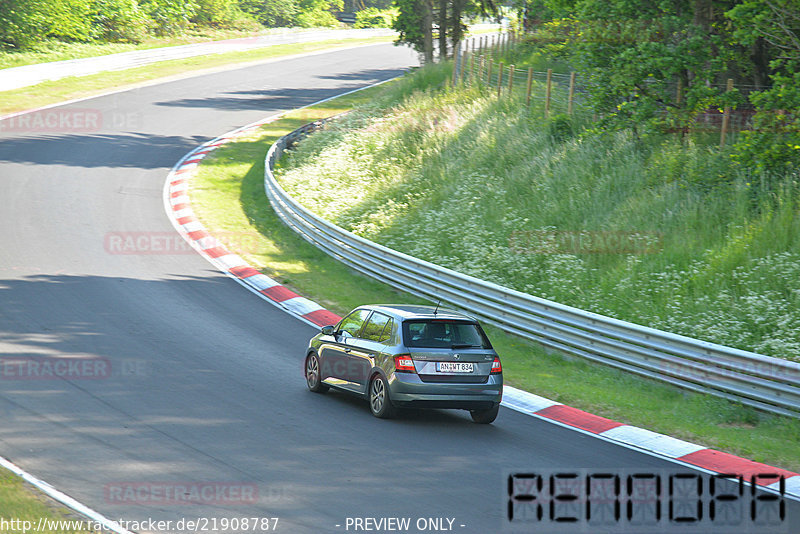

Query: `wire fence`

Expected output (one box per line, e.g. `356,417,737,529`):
453,32,761,146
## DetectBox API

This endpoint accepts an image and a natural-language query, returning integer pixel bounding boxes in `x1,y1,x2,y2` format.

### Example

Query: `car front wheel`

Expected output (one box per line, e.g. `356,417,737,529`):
305,353,328,393
368,374,395,419
470,403,499,424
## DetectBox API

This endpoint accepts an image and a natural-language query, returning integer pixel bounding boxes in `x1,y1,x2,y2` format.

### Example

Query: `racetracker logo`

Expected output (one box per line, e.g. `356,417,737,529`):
0,109,103,133
104,482,259,506
104,231,262,255
0,356,111,380
509,230,662,255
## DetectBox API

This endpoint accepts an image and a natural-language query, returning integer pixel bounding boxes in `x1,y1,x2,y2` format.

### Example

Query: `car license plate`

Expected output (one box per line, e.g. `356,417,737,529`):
436,362,473,373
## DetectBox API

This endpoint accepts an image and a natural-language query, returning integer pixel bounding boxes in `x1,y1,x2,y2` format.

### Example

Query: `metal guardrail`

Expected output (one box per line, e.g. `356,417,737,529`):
264,121,800,418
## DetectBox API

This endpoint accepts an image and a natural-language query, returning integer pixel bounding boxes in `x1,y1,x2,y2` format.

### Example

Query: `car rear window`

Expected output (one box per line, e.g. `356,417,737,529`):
402,320,492,349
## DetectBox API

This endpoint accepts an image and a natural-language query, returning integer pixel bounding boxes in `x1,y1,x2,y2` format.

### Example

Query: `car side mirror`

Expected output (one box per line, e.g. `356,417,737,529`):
321,325,336,336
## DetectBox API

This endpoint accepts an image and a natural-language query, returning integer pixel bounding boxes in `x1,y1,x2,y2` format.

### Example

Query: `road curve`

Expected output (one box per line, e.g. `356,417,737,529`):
0,43,797,533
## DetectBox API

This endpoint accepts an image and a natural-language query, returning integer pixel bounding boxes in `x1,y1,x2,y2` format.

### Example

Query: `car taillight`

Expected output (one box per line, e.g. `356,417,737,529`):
394,355,416,373
491,357,502,374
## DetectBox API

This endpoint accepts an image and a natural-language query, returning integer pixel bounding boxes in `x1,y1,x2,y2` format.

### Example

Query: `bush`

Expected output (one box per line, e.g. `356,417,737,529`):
0,0,51,48
295,0,342,28
0,0,99,48
139,0,197,35
91,0,149,42
239,0,299,27
354,7,396,28
733,72,800,175
547,113,574,142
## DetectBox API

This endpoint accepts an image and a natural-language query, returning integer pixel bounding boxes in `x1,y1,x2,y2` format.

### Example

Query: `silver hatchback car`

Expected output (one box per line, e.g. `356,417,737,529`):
304,304,503,423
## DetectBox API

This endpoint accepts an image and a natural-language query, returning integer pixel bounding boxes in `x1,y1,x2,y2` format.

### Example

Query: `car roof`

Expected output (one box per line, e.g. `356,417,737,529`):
364,304,477,321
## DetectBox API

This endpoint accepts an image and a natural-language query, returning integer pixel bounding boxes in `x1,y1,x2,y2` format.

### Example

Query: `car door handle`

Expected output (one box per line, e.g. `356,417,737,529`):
344,348,352,353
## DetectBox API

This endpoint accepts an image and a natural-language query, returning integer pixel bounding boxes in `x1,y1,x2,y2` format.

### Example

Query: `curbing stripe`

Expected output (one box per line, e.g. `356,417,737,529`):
261,285,299,302
537,404,625,434
0,456,133,534
599,425,706,458
680,449,797,486
243,274,281,291
283,296,323,316
162,91,800,503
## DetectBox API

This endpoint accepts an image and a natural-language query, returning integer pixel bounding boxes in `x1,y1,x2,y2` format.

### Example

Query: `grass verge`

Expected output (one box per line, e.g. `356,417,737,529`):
189,73,800,472
0,35,392,117
0,469,93,533
0,27,283,69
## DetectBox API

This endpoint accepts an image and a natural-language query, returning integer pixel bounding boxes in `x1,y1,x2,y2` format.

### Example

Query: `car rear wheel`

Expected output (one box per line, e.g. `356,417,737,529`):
369,375,395,419
305,353,328,393
470,403,499,424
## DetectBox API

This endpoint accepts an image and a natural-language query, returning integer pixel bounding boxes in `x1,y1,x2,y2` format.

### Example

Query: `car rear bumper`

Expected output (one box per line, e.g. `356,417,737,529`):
388,372,502,409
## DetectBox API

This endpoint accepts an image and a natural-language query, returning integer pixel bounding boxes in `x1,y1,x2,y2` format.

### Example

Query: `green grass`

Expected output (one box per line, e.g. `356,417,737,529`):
0,27,272,69
278,63,800,363
0,470,93,533
0,35,392,116
190,70,800,472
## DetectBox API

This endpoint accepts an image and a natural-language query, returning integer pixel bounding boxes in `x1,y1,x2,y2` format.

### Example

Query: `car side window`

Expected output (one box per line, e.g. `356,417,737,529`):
337,309,371,339
361,313,392,343
378,318,395,344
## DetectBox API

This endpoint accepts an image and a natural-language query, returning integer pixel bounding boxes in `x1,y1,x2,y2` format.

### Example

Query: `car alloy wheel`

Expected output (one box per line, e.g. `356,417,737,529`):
369,375,394,419
305,353,328,393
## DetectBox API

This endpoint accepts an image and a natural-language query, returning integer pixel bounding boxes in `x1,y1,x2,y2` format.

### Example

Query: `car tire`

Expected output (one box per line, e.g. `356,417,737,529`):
470,403,499,424
305,353,328,393
368,374,395,419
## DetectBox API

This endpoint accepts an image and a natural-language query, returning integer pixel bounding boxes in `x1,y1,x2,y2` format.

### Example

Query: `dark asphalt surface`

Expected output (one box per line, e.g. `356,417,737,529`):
0,43,797,534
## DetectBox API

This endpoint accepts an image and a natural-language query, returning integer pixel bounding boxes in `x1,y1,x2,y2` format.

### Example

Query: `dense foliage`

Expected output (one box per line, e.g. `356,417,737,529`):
0,0,371,49
509,0,800,173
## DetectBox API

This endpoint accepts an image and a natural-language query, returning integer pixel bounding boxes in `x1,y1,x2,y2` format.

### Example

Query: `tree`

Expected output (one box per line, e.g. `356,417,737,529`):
728,0,800,172
394,0,495,62
394,0,434,62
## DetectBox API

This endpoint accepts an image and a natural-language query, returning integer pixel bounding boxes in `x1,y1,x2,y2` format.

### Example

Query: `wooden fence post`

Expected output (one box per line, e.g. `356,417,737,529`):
451,42,461,86
508,64,515,93
487,59,493,88
545,68,552,118
469,53,475,85
720,78,734,148
526,67,533,107
497,62,504,97
568,72,576,115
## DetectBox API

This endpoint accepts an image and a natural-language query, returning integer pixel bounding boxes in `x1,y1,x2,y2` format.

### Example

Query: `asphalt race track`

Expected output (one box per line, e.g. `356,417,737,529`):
1,43,798,534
